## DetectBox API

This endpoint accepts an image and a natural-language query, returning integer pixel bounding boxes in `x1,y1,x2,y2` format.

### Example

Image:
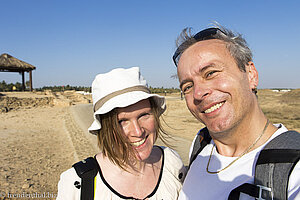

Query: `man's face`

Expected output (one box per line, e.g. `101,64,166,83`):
177,39,257,136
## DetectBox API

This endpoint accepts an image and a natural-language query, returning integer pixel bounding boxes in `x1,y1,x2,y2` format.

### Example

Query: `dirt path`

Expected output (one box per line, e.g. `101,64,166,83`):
0,107,76,199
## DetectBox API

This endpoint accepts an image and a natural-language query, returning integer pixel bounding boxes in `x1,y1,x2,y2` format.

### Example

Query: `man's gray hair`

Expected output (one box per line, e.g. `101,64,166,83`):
174,24,253,72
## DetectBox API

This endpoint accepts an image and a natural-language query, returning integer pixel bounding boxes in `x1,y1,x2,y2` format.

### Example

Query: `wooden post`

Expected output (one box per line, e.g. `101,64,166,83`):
22,71,25,91
29,71,33,91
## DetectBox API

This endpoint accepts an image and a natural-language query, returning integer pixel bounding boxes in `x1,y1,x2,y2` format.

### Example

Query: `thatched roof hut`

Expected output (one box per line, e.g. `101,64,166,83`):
0,53,36,91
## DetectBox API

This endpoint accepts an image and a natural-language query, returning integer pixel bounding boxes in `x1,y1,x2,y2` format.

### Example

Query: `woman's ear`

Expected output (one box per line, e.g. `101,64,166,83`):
246,61,258,91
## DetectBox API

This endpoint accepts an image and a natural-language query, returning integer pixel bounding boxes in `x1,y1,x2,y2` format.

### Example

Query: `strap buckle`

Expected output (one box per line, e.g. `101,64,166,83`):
256,185,273,200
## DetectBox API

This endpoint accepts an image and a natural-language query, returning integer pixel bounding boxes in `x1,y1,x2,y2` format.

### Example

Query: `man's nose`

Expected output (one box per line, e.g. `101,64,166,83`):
193,83,211,101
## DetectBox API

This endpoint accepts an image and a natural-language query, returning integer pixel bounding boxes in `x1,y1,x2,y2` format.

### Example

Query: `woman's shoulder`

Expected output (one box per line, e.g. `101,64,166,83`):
58,167,81,189
159,146,183,163
157,146,187,182
60,167,80,180
57,167,81,200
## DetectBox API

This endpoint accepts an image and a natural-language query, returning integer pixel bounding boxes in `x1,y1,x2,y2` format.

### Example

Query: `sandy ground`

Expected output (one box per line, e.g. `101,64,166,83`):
0,91,94,199
0,92,199,200
0,106,75,199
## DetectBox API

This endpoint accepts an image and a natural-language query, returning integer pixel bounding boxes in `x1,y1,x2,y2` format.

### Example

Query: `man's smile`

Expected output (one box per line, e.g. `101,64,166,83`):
203,102,225,114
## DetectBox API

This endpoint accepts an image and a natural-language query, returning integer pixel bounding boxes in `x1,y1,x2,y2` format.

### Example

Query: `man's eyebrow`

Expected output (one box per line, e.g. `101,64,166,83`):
179,79,192,90
199,63,216,73
179,64,217,89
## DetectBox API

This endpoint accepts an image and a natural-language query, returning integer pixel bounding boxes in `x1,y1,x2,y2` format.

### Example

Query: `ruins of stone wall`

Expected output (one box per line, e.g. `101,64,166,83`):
0,96,54,112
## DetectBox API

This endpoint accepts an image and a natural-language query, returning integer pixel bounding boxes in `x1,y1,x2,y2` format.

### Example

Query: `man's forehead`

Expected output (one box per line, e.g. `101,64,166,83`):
187,39,227,53
178,40,229,67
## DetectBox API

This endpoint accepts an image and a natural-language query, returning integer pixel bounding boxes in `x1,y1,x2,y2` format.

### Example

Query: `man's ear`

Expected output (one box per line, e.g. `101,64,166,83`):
246,61,258,91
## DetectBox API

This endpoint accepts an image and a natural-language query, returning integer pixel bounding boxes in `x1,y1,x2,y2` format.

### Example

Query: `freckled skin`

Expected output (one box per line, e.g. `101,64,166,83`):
177,39,257,140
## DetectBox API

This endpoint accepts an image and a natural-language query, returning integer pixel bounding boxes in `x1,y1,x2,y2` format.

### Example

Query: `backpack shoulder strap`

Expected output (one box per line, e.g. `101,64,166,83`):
254,130,300,200
72,157,99,200
189,127,212,169
228,130,300,200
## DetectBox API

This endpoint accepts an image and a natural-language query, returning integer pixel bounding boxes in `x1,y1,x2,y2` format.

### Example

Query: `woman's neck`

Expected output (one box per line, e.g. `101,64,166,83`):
124,146,163,173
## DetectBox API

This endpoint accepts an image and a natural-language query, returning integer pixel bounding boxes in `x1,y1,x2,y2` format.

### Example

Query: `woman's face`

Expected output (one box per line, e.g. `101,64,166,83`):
117,99,156,161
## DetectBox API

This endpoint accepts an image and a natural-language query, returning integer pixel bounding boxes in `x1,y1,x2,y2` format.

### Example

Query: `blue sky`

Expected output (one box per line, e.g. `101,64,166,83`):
1,0,299,89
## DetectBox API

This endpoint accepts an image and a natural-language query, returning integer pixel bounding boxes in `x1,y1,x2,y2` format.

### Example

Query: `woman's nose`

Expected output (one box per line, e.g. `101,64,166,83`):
129,120,143,137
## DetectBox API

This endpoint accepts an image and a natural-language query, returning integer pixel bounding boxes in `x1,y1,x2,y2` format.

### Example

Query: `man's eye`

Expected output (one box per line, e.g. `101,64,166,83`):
206,71,217,78
182,85,193,94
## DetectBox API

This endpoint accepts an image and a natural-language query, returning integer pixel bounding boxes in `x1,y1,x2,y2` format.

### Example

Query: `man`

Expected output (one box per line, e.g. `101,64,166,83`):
173,25,300,199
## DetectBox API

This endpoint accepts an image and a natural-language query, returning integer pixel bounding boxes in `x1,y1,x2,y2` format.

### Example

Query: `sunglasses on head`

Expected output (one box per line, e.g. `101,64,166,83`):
172,27,226,67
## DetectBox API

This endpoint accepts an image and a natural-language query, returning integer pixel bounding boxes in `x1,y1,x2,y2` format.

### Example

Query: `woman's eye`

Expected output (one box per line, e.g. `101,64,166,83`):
118,120,126,126
140,113,150,119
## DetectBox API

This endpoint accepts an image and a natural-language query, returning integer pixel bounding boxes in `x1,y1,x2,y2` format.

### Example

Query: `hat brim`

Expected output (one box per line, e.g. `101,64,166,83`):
88,91,166,135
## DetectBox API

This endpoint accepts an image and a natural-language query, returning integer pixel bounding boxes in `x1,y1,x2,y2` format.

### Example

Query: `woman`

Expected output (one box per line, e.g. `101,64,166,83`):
57,67,186,200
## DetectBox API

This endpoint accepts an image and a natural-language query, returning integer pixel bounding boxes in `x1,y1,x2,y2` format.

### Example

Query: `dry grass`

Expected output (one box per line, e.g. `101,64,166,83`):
258,89,300,132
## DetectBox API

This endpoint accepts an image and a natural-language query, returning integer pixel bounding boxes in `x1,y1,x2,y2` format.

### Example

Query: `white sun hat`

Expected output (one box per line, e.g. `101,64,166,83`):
88,67,166,135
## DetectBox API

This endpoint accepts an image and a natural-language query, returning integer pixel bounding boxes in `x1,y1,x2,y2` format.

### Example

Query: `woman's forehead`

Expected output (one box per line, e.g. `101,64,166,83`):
117,99,151,114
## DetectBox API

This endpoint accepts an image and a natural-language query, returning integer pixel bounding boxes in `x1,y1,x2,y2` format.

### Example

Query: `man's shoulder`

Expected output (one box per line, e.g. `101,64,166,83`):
254,129,300,199
266,128,300,149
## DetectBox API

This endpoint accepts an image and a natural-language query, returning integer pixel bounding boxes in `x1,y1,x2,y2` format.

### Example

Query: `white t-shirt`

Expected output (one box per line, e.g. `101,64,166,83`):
179,124,300,200
57,146,186,200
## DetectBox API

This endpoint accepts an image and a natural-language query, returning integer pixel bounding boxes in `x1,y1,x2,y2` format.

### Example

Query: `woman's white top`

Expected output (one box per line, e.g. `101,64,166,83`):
57,146,186,200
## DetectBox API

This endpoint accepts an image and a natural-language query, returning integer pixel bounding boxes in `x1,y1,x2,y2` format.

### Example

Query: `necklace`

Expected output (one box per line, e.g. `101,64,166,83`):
206,119,270,174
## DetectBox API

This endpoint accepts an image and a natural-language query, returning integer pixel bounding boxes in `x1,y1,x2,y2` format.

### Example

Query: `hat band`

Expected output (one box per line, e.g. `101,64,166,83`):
93,85,151,112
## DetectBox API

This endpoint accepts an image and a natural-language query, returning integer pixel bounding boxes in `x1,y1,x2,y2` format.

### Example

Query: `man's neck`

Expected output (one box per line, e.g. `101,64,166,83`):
211,111,277,157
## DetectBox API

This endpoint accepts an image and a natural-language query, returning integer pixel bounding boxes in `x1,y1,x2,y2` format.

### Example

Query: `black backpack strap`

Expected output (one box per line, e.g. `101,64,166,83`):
188,127,211,169
72,157,99,200
228,130,300,200
228,183,273,200
228,183,269,200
